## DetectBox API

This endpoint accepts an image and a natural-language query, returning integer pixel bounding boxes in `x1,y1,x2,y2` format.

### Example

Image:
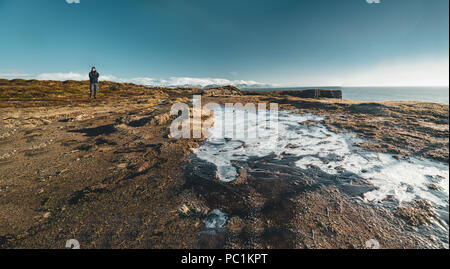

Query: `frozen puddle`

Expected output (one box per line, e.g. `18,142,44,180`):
204,209,228,229
195,107,449,208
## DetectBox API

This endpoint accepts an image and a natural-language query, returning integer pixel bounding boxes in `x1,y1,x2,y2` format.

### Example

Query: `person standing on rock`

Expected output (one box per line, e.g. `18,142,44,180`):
89,67,100,99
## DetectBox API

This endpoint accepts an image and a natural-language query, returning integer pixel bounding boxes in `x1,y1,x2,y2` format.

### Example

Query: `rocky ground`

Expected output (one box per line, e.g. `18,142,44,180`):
0,80,448,249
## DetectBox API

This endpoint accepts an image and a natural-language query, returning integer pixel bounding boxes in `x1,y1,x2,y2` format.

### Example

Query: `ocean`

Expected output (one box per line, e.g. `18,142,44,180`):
244,86,449,104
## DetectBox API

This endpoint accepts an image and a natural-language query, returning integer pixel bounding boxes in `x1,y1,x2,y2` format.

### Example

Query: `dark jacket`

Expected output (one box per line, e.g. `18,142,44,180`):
89,71,99,84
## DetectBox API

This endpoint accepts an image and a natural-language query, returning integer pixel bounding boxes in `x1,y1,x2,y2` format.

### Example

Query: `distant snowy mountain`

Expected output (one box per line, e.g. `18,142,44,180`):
132,78,275,89
0,72,275,90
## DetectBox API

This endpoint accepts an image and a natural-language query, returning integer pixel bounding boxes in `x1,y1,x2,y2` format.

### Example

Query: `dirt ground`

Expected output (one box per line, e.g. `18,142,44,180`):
0,81,448,249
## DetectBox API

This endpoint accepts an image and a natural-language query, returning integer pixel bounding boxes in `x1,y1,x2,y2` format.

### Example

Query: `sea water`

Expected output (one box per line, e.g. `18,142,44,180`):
244,87,449,104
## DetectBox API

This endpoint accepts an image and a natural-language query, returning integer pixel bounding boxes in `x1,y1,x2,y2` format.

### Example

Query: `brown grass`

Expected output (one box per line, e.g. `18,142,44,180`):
0,79,171,108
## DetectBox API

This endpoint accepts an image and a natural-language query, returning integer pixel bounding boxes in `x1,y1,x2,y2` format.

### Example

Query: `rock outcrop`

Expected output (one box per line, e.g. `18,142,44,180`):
201,85,242,97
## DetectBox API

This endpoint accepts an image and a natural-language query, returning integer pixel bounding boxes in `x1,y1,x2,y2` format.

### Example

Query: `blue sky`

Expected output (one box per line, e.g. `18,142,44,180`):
0,0,448,87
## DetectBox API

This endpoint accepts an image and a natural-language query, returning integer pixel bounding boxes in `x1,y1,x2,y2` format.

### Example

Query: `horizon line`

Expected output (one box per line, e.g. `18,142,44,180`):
0,76,448,89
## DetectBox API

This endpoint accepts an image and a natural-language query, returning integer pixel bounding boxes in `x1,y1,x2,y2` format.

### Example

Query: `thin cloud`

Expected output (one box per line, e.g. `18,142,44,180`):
0,73,33,79
35,72,87,81
340,57,450,87
271,57,450,87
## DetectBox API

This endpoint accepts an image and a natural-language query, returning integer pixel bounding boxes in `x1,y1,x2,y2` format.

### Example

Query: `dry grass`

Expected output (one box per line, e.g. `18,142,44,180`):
0,79,170,108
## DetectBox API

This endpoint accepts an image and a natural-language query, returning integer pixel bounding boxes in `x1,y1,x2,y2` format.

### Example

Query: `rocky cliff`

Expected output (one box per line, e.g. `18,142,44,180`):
276,89,342,99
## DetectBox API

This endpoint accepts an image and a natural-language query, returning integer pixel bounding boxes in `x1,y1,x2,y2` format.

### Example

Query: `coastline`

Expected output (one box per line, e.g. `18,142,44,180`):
0,80,448,249
243,86,450,105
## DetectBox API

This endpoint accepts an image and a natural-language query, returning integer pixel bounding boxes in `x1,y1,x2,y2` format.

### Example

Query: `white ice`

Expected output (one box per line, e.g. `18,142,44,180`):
195,107,449,207
204,209,228,229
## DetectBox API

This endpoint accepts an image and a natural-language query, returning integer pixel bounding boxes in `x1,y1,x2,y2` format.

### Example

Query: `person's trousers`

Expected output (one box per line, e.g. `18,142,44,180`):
90,83,98,98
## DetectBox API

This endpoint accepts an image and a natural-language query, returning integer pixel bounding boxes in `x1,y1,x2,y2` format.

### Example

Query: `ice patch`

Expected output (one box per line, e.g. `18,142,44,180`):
204,209,228,229
195,107,449,208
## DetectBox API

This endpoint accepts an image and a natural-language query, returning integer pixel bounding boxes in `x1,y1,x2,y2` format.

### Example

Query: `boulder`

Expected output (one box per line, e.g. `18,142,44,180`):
202,85,242,96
